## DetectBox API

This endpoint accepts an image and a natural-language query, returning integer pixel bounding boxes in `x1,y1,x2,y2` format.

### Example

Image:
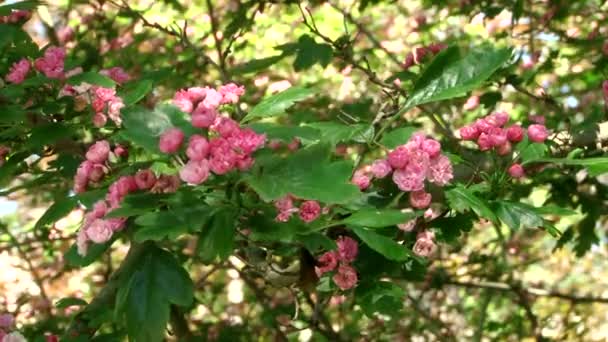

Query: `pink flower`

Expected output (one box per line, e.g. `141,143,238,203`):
387,146,409,169
528,115,545,125
201,88,223,110
208,138,238,175
5,59,30,84
477,133,493,151
410,190,432,209
421,138,441,158
417,230,435,241
191,107,218,128
56,26,74,44
316,251,338,275
413,236,436,257
179,159,210,185
92,98,105,112
186,87,208,102
86,219,113,243
398,219,416,232
173,90,194,113
268,139,282,150
463,95,480,111
371,159,392,178
86,140,110,163
34,46,65,79
403,53,415,69
159,128,184,153
508,163,525,178
392,168,425,192
488,127,507,147
100,67,130,84
336,236,358,263
496,141,512,156
459,125,480,140
135,169,157,190
332,264,358,290
286,138,300,151
94,87,116,102
93,112,107,127
230,128,266,154
2,332,27,342
219,83,245,104
475,118,493,133
299,200,321,223
428,42,447,54
427,155,453,186
114,144,128,158
0,314,14,328
413,46,428,64
212,117,240,137
151,174,180,193
527,124,549,143
506,125,524,142
88,163,106,182
486,111,509,127
186,135,210,161
351,169,371,190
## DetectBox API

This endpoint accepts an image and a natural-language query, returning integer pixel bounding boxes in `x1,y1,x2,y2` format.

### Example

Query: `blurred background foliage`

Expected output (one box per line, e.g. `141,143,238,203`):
1,0,608,341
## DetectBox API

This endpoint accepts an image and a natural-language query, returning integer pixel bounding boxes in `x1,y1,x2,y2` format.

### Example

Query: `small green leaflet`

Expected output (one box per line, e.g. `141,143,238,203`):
522,157,608,177
341,209,417,228
379,126,418,149
67,71,116,88
445,184,498,222
494,200,561,237
351,226,412,261
242,86,316,122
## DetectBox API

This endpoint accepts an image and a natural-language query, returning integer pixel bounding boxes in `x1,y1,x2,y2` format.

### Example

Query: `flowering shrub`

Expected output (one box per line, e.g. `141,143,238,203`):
1,1,608,341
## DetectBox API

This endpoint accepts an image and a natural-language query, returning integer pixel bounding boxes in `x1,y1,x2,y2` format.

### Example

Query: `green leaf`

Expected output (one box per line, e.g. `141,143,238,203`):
0,105,26,123
120,79,153,105
404,45,512,109
305,122,374,145
379,126,418,149
445,184,497,222
531,205,577,216
67,71,116,88
198,207,237,262
292,35,333,71
242,86,316,122
64,241,113,267
495,201,543,230
120,246,193,342
34,196,77,230
247,122,321,142
27,122,70,148
0,1,41,15
55,297,87,309
519,143,547,163
231,55,286,75
341,209,417,228
351,226,411,261
246,143,361,204
357,281,404,317
121,104,197,153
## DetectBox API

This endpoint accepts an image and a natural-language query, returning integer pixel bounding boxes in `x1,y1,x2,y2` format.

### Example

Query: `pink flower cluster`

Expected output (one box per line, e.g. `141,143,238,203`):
5,59,30,84
0,10,30,24
77,169,179,256
73,141,127,193
459,112,549,153
100,67,130,84
159,84,265,185
403,43,448,69
353,133,453,210
316,236,359,290
412,230,436,257
273,195,322,223
91,86,124,127
34,47,66,79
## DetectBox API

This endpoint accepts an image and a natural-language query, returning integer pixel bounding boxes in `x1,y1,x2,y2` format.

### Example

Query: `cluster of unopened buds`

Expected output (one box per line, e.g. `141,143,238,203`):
273,195,323,223
352,132,453,210
0,9,30,24
160,84,266,184
73,141,127,193
459,112,549,179
402,43,448,69
316,236,359,290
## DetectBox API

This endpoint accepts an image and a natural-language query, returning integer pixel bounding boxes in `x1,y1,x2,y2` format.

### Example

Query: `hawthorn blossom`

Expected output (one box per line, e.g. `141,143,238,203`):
316,251,338,275
410,190,432,209
336,236,358,263
135,169,156,190
159,128,185,153
86,140,110,163
299,200,321,223
186,135,210,161
332,264,358,290
34,47,65,79
528,124,549,143
371,159,392,178
179,159,210,185
5,59,30,84
508,163,525,178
